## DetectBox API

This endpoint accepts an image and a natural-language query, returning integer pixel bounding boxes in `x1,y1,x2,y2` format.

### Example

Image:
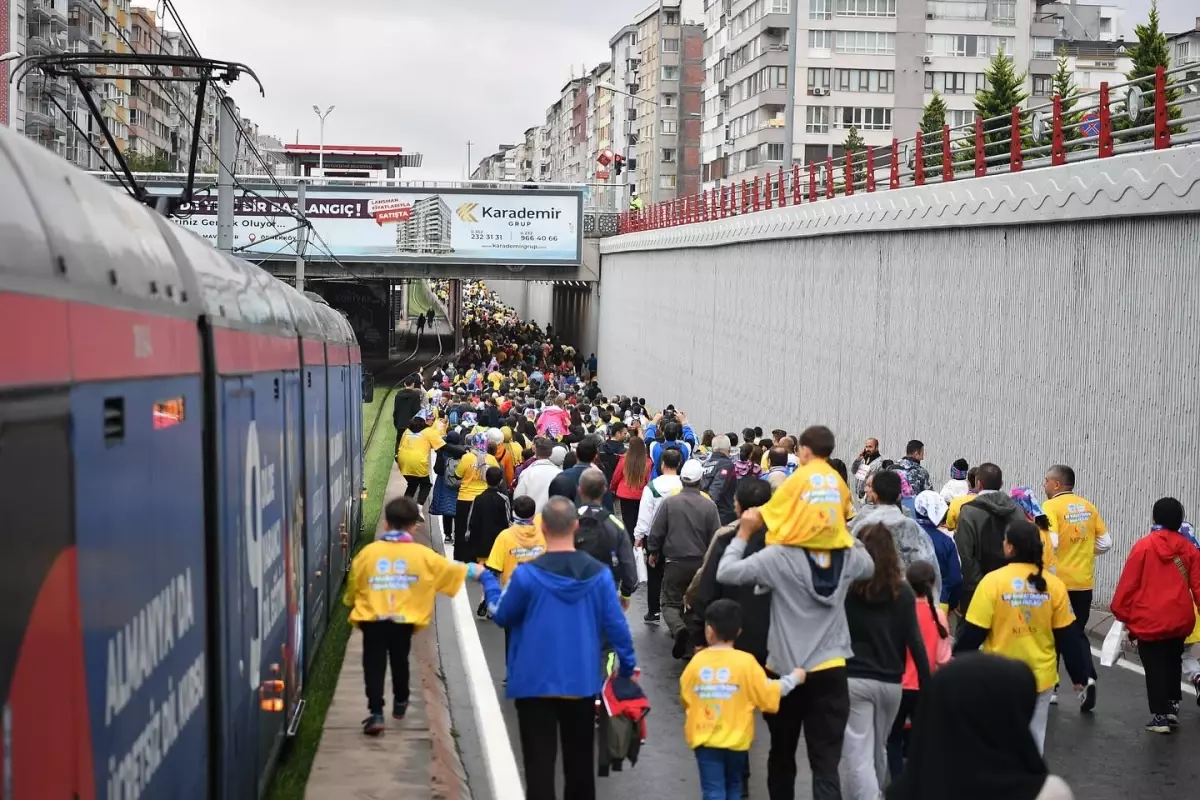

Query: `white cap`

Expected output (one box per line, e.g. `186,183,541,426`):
680,459,704,484
550,446,567,467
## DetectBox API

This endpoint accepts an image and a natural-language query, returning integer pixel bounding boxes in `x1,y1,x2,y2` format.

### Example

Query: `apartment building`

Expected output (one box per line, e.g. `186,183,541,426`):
469,145,518,181
23,0,69,156
396,195,452,255
162,28,218,173
96,0,131,154
128,6,171,162
1168,17,1200,75
609,23,639,198
633,0,705,203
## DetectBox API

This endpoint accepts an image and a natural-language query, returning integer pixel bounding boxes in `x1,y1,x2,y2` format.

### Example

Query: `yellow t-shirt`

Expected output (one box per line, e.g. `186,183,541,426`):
680,647,782,751
485,524,546,586
343,538,466,626
945,493,977,531
487,371,503,391
396,427,444,478
965,562,1075,692
456,453,500,501
1043,493,1107,591
761,459,855,549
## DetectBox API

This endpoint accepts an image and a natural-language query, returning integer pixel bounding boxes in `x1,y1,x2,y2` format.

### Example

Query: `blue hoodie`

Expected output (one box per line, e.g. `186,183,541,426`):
480,551,636,699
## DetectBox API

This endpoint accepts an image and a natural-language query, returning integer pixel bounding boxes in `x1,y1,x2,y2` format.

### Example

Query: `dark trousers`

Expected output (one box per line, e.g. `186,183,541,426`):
662,558,701,636
885,689,920,779
515,697,596,800
619,497,641,542
453,499,475,561
403,474,433,504
646,553,665,615
1065,589,1098,681
1138,638,1185,715
439,511,459,542
360,621,414,715
764,666,850,800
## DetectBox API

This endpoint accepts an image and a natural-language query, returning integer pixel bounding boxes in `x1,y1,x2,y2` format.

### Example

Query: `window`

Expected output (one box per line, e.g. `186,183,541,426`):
1177,42,1190,64
834,106,892,130
989,0,1016,24
835,68,894,92
835,30,895,55
1099,17,1112,36
663,93,677,107
662,38,680,52
662,65,680,80
926,34,1013,58
809,29,833,49
808,67,831,90
922,71,986,94
1032,37,1054,59
1032,76,1050,96
661,119,678,134
771,0,791,11
836,0,896,18
810,0,831,20
659,174,677,189
763,142,786,161
948,109,976,128
926,1,988,21
805,105,831,133
662,148,676,163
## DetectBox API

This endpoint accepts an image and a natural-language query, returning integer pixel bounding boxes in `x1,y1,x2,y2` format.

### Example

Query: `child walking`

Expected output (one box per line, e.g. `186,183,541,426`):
680,599,806,800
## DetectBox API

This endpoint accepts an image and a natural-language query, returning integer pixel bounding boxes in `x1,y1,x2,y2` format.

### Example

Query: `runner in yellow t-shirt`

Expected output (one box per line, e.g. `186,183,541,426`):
955,519,1087,754
396,415,444,504
485,497,545,587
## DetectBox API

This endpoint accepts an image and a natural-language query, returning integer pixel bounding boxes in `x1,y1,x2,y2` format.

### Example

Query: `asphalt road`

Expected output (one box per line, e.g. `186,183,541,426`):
431,539,1200,799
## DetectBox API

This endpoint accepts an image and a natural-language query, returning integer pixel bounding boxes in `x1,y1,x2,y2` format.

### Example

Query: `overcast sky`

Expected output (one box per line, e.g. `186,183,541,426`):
170,0,1194,181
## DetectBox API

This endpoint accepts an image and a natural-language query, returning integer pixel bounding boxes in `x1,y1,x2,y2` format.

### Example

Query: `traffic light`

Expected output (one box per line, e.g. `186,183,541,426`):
613,154,625,176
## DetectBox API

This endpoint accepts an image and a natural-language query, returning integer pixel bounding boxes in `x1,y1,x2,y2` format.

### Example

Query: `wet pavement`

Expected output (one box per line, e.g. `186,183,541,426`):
435,547,1200,800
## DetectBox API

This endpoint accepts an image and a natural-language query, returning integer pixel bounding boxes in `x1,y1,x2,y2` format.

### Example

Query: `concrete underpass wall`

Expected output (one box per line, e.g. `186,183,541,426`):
485,280,554,327
598,146,1200,604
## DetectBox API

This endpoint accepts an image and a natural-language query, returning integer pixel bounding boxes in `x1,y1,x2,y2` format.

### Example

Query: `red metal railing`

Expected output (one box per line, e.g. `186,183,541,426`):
618,64,1200,234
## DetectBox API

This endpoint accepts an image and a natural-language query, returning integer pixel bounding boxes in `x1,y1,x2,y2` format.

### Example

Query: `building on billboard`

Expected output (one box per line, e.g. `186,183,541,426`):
395,195,452,255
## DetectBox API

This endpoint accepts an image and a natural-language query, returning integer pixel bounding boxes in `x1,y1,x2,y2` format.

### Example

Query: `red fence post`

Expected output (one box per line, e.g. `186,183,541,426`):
1154,64,1171,149
752,175,761,211
1009,106,1023,172
765,172,774,209
741,180,749,215
942,124,953,181
844,154,855,196
1098,82,1113,158
778,167,786,206
721,185,729,217
1051,94,1066,166
793,163,802,204
866,147,876,192
825,155,834,198
914,131,925,186
808,163,817,203
974,117,986,176
889,138,900,189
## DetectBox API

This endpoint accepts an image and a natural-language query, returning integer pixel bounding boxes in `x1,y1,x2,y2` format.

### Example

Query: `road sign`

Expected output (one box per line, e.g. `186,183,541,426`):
1081,112,1100,138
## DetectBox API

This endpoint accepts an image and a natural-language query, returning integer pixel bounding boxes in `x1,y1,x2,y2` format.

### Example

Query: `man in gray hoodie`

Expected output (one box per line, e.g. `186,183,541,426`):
850,470,943,599
953,462,1027,613
717,506,874,800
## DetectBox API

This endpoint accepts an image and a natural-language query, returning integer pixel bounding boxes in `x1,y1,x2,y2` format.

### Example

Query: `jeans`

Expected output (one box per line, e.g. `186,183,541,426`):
1138,638,1186,716
839,678,902,800
764,666,850,800
1030,688,1054,753
515,697,596,800
695,747,749,800
359,621,414,715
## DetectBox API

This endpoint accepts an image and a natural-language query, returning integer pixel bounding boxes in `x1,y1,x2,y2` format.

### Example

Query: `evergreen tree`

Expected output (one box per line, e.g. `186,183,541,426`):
973,45,1029,160
920,93,948,174
842,126,866,177
1052,45,1083,147
125,151,171,172
1121,0,1182,138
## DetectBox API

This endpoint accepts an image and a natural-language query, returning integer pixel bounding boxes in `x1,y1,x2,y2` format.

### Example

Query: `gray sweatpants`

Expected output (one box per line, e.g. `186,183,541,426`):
839,678,902,800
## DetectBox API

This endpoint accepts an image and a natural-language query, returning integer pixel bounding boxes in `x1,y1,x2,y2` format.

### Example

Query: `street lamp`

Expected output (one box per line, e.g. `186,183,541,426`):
0,51,19,62
312,104,335,173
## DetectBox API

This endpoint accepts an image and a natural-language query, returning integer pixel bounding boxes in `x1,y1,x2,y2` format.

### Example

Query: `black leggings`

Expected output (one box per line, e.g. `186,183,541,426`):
618,497,641,542
403,474,432,504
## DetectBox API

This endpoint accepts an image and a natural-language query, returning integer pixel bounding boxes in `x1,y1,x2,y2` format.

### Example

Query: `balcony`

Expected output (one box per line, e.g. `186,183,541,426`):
26,73,69,99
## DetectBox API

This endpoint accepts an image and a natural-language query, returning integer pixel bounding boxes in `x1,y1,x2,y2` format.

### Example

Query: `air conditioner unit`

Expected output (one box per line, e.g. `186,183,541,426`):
813,87,828,96
925,12,935,19
922,55,932,64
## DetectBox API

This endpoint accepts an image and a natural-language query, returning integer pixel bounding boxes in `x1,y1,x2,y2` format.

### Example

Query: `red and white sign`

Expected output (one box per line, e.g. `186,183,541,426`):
596,170,610,180
597,149,613,166
366,197,414,225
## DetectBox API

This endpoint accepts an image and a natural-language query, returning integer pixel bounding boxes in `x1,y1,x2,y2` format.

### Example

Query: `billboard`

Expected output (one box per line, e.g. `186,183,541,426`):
169,186,583,265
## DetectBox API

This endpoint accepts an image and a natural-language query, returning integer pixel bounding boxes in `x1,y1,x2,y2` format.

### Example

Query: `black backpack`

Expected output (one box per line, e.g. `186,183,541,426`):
576,507,621,572
597,442,622,483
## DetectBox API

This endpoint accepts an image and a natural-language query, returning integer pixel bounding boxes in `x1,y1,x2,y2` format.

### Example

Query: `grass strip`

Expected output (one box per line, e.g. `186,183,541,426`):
266,392,397,800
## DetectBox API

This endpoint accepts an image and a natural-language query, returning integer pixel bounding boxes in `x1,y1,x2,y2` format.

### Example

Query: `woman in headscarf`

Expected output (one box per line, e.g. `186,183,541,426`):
431,430,465,545
913,491,962,613
454,432,499,562
886,654,1075,800
1010,486,1059,575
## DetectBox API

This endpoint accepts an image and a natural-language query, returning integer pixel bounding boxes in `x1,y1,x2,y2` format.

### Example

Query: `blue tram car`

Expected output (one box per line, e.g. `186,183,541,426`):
0,122,362,798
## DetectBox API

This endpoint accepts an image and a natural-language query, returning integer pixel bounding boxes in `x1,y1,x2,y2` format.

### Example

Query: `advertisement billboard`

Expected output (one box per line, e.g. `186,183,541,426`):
170,186,583,266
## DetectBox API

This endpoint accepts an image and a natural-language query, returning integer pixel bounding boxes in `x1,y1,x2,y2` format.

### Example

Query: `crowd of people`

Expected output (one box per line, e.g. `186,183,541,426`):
345,280,1200,800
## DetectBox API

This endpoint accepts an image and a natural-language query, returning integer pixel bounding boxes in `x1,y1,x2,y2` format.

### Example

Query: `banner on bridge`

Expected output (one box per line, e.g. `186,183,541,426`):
171,186,583,266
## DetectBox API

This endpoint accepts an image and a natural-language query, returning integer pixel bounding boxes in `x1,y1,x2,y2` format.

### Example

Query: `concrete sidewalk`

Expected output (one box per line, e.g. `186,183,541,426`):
306,465,470,800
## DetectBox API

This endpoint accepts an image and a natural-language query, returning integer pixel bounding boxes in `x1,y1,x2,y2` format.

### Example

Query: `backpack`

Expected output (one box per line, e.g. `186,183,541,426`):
444,456,463,489
653,440,686,475
576,507,622,572
597,443,622,483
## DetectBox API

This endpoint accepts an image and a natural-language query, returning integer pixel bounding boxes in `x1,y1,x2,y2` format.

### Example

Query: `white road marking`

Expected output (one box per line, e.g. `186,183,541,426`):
1090,645,1197,696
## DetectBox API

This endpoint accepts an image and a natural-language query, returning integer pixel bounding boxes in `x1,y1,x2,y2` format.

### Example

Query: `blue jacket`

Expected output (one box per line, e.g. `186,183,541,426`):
915,517,962,608
480,551,637,699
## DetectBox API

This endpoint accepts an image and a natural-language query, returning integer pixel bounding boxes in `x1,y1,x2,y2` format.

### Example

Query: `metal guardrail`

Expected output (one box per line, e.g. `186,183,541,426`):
619,64,1200,234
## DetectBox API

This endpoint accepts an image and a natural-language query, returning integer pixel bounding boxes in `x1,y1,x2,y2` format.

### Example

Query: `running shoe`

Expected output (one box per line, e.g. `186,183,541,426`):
643,611,660,623
1145,715,1172,734
393,701,408,720
1193,675,1200,707
363,714,386,736
1079,678,1097,713
1049,683,1058,705
672,628,690,659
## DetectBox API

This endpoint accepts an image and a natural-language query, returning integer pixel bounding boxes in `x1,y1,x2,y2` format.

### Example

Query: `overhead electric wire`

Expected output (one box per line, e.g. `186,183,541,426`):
45,90,132,195
305,226,373,283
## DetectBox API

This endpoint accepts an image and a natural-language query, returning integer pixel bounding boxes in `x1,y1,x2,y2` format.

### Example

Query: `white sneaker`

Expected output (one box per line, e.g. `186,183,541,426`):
1049,683,1059,705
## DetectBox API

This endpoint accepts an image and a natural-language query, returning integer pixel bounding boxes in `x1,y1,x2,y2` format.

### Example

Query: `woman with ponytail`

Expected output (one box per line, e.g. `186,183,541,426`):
887,560,951,779
954,520,1088,753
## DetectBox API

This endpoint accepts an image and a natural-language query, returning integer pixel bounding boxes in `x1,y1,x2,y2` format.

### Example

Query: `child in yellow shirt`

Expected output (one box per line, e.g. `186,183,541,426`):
485,496,545,587
681,599,805,799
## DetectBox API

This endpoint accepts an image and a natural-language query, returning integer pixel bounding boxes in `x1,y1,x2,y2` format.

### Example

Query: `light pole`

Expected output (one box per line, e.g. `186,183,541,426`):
598,81,657,205
312,104,335,174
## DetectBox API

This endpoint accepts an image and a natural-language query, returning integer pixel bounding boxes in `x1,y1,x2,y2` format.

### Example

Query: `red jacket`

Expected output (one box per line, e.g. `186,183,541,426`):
1111,529,1200,640
610,454,652,501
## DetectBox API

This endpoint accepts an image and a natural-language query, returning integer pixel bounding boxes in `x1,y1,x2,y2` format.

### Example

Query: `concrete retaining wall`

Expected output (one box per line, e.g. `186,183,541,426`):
597,146,1200,604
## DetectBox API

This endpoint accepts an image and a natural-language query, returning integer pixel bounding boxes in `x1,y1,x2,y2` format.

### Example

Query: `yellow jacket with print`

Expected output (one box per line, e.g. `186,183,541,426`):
344,536,466,627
